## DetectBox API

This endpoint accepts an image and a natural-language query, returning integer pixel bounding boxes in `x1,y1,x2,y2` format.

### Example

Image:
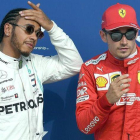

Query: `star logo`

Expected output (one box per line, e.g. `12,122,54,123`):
0,70,7,79
119,9,126,18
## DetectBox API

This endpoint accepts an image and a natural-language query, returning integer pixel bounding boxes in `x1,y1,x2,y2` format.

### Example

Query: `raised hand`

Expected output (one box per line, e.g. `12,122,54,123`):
19,1,53,31
106,74,131,104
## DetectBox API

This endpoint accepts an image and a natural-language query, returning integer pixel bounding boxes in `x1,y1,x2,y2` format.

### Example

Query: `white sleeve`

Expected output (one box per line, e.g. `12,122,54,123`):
33,21,83,84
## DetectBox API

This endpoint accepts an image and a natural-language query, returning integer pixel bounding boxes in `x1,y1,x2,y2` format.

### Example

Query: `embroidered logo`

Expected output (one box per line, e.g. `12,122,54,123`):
116,93,140,106
97,67,103,72
0,70,7,79
14,93,18,98
96,76,108,88
138,71,140,84
119,9,126,18
19,60,23,69
85,54,106,66
127,58,139,65
110,74,120,82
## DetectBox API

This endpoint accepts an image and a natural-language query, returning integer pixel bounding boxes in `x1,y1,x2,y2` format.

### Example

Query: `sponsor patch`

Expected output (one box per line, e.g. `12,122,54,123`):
94,71,121,91
77,87,87,98
0,58,9,65
127,57,139,65
138,71,140,84
85,54,106,66
96,76,108,88
77,87,89,103
0,94,43,115
110,74,120,82
0,70,7,79
1,87,6,93
34,47,49,50
1,85,15,93
109,71,121,82
14,93,18,98
77,82,87,88
97,67,103,72
81,116,99,134
76,95,89,103
1,95,15,101
94,74,109,90
29,74,36,87
0,78,13,84
116,93,140,106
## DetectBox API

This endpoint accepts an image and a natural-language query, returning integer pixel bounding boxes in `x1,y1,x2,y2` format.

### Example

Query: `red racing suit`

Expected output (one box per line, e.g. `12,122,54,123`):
76,46,140,140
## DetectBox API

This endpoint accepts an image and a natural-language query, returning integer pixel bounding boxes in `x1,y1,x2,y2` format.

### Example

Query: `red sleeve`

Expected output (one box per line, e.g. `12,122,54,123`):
76,63,113,134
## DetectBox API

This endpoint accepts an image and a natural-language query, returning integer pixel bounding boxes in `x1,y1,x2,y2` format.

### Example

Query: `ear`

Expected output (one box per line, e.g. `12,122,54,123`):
100,30,107,43
4,23,13,37
136,30,139,38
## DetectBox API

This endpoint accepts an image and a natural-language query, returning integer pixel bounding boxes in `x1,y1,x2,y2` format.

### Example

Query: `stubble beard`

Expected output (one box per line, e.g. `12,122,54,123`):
11,32,30,57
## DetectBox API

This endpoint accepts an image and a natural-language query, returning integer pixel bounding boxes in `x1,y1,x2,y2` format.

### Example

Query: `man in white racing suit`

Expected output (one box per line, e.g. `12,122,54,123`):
0,1,83,140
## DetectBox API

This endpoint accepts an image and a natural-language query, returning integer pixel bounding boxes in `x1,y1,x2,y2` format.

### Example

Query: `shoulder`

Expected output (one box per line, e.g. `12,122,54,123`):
29,53,51,61
22,53,47,64
29,53,43,59
84,52,107,67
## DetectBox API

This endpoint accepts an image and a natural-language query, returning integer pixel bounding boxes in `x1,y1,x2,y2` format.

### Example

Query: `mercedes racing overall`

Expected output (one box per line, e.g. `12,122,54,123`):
0,22,83,140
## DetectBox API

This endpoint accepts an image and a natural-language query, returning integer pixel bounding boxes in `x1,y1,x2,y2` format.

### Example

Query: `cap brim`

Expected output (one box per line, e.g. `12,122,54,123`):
105,23,140,31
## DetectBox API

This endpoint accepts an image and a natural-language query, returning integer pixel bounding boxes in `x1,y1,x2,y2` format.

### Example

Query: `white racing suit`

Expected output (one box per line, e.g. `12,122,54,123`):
0,22,83,140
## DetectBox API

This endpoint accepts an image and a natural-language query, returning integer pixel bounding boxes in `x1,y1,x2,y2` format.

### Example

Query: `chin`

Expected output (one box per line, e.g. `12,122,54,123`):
118,52,130,59
118,55,129,59
21,51,30,57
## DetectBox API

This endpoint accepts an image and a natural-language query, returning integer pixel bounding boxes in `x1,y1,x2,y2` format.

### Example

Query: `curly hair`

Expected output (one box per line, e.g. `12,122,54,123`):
0,8,27,42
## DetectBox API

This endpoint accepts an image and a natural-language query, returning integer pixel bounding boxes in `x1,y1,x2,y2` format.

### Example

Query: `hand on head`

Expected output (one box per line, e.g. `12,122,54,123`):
19,1,53,31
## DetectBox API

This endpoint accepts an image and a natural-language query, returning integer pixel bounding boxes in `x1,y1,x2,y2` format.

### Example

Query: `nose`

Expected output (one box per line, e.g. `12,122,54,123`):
120,35,128,45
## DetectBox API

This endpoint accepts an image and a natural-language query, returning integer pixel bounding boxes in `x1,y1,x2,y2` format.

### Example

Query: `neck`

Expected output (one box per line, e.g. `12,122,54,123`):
0,42,4,52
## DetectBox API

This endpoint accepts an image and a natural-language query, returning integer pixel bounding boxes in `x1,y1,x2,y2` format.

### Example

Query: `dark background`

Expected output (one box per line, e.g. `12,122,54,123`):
0,0,140,140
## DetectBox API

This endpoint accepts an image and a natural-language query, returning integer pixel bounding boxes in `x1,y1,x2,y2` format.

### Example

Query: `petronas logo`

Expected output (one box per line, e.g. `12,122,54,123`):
19,60,23,69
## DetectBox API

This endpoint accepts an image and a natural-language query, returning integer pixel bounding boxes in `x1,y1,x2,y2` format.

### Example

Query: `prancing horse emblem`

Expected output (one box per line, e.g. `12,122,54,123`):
119,9,126,18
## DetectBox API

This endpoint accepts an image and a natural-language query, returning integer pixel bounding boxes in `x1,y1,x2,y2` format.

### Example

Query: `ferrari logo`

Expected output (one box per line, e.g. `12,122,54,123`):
138,71,140,84
119,9,126,18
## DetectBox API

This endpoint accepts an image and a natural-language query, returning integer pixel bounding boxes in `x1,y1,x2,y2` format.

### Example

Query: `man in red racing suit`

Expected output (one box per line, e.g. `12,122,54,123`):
76,3,140,140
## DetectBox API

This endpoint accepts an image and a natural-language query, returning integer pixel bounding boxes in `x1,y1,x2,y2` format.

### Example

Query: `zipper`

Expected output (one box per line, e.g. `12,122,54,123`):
128,133,130,140
18,69,31,139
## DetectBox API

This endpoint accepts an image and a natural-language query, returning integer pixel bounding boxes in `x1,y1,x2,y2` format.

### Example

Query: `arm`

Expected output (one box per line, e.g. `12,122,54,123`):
76,64,131,134
45,21,83,82
31,21,83,83
76,64,112,134
21,2,83,83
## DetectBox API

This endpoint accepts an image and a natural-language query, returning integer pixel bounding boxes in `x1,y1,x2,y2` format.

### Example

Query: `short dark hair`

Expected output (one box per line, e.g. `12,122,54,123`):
0,8,27,42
